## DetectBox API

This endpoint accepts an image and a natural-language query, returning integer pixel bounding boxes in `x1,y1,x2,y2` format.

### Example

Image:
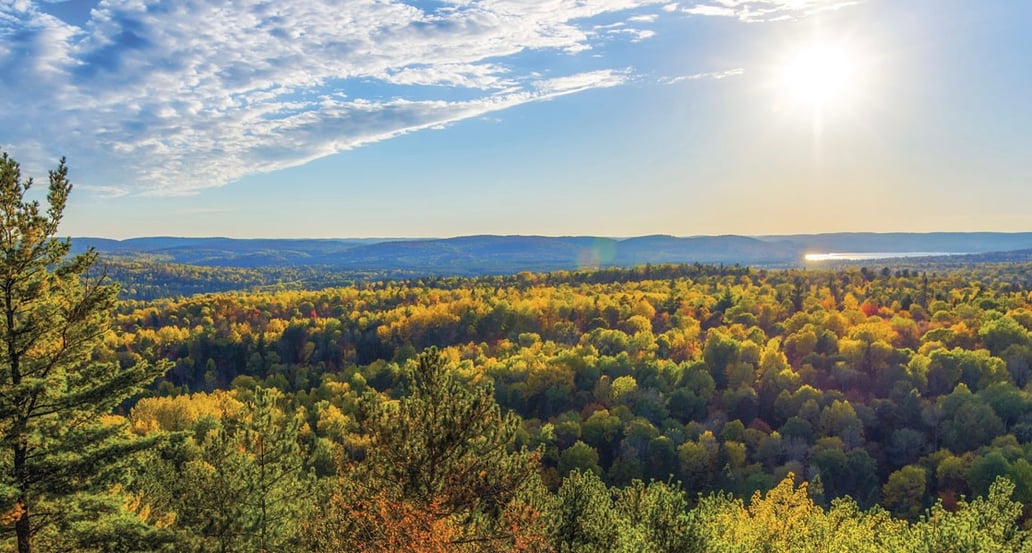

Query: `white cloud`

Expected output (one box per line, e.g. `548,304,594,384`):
533,69,630,95
386,63,515,89
684,5,737,16
0,0,858,195
659,67,744,84
2,0,684,194
77,184,131,199
683,1,861,22
603,27,657,42
633,29,657,41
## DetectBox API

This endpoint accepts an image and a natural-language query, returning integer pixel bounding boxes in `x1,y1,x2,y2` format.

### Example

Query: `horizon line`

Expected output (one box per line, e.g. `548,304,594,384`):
67,230,1032,242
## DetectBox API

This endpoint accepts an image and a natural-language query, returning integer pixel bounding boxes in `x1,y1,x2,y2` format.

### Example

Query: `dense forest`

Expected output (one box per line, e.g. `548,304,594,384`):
93,259,1032,551
96,259,412,301
4,154,1032,551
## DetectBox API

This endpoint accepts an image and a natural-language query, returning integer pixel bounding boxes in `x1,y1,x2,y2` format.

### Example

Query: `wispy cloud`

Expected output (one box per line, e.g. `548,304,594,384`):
534,69,631,95
76,184,131,199
681,1,861,22
684,5,737,17
175,207,240,215
660,68,745,84
0,0,854,195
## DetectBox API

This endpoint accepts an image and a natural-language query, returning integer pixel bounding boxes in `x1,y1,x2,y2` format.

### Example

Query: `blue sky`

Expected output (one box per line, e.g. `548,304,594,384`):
1,0,1029,238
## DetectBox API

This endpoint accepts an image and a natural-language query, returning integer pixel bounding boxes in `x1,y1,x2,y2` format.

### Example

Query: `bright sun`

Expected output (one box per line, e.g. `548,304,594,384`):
780,43,856,110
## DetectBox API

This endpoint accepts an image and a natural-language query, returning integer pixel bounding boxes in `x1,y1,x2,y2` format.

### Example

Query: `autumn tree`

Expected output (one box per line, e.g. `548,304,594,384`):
693,473,909,553
0,153,167,552
911,478,1031,552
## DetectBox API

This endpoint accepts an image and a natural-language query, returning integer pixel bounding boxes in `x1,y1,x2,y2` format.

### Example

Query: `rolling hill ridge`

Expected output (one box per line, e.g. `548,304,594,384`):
70,232,1032,274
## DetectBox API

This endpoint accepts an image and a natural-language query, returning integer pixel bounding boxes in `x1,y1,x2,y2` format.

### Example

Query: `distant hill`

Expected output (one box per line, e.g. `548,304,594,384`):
614,235,800,266
324,235,606,273
939,248,1032,263
763,232,1032,254
70,237,398,267
67,232,1032,274
831,248,1032,267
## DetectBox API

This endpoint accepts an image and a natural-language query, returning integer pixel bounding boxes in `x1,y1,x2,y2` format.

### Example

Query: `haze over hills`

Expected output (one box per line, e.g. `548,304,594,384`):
760,232,1032,255
69,232,1032,274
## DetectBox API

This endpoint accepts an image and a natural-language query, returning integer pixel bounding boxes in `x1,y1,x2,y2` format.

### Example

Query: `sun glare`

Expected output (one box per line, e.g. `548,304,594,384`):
780,43,856,110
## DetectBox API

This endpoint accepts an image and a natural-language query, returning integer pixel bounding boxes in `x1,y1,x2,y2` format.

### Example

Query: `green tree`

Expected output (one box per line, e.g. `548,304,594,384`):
979,316,1030,356
968,451,1012,497
137,387,316,552
559,441,603,478
614,480,695,553
0,154,167,553
882,465,927,520
242,388,316,552
941,395,1004,453
702,330,739,390
166,426,254,552
226,386,317,552
912,478,1031,552
310,347,539,551
550,469,623,553
819,400,864,449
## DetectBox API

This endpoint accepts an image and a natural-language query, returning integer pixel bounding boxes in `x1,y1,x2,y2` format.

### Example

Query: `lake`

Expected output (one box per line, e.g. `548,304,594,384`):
804,252,958,262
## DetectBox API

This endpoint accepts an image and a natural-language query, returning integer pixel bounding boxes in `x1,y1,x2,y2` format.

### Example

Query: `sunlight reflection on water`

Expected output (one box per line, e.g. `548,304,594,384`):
804,252,956,262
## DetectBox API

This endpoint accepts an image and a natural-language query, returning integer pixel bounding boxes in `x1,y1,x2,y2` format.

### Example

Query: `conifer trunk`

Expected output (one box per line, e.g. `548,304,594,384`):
8,273,30,553
15,494,30,553
15,440,29,553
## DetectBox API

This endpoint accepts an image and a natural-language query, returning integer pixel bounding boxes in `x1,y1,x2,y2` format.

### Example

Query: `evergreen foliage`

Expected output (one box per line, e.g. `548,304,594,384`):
135,387,315,552
305,348,539,551
0,153,167,552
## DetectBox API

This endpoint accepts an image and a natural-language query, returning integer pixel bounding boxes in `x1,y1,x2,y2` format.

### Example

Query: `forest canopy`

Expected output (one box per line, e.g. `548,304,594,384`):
96,256,1032,551
5,149,1032,551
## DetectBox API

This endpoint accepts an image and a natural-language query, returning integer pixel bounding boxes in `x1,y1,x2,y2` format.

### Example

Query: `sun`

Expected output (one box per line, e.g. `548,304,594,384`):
780,43,856,110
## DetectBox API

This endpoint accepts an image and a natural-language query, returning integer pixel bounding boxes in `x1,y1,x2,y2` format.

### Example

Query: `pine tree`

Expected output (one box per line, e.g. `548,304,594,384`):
0,153,167,552
240,387,315,553
307,347,541,551
551,469,623,553
140,386,316,552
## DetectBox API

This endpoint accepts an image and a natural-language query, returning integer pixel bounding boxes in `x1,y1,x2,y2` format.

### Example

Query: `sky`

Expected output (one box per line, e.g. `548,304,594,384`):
1,0,1029,239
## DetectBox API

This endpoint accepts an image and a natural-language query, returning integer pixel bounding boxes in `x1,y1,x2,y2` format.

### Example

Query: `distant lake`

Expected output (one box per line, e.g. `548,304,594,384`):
804,252,958,262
